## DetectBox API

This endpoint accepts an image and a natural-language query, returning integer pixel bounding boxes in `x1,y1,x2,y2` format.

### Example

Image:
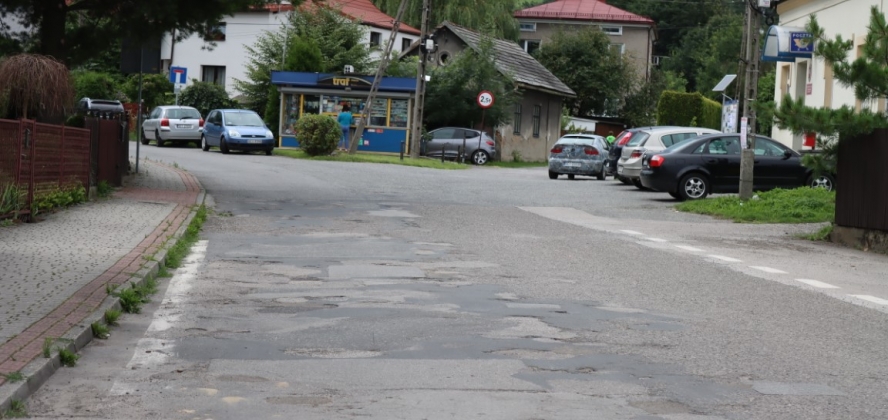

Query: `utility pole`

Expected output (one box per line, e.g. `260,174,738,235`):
739,0,763,200
409,0,432,158
348,0,409,153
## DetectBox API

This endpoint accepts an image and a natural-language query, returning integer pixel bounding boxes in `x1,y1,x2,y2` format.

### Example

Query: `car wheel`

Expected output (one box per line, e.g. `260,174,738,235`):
548,171,558,180
471,150,489,165
141,129,149,145
265,148,273,156
155,130,164,147
678,173,709,200
201,135,209,152
618,175,632,185
220,137,230,154
808,173,835,191
568,174,575,180
597,169,606,181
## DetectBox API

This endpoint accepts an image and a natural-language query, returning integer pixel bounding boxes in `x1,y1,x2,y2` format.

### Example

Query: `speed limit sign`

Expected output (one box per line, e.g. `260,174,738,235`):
477,90,495,109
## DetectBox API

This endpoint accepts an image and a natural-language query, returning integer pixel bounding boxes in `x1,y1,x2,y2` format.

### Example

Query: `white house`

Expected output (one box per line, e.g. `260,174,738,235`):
161,0,420,97
770,0,882,149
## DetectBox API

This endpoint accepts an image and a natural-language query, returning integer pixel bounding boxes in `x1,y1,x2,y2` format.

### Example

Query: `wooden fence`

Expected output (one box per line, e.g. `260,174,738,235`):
835,128,888,231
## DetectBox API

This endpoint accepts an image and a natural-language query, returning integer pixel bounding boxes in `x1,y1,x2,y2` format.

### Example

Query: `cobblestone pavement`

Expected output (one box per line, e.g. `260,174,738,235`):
0,160,202,385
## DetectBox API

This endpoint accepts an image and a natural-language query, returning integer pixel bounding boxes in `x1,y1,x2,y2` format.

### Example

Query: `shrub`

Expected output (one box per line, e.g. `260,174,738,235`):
656,91,721,130
72,71,125,102
295,114,339,156
178,80,238,117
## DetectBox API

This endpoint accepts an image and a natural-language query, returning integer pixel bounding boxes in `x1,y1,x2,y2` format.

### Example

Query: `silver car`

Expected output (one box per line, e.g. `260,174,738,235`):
141,106,204,147
421,127,496,165
618,127,720,189
548,134,609,180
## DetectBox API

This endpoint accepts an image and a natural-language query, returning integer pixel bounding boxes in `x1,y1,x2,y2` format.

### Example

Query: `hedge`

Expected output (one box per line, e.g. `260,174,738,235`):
656,91,721,130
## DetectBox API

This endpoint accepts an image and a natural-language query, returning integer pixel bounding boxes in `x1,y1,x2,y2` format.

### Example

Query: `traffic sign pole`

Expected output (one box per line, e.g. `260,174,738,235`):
476,91,495,162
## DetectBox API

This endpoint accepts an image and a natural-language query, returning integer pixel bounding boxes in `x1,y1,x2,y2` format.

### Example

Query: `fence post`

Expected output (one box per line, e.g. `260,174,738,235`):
26,124,35,221
400,141,405,161
59,125,66,188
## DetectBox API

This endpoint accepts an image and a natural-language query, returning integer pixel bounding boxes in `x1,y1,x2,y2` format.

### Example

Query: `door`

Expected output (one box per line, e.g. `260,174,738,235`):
425,128,456,157
204,111,220,145
145,107,162,139
753,137,805,189
703,136,742,190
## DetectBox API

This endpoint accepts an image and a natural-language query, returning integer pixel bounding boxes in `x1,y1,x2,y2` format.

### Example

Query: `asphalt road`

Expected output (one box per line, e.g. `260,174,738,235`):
26,145,888,419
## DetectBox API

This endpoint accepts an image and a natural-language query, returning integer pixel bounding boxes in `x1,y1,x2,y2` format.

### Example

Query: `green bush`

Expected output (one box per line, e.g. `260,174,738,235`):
657,91,721,129
72,71,125,102
295,114,339,156
178,80,238,117
123,73,174,111
32,182,86,214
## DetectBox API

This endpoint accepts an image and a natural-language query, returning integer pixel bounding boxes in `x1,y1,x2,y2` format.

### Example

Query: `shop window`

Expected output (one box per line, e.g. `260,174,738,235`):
204,23,226,41
201,66,225,86
282,94,300,135
370,31,382,48
369,98,388,126
532,105,541,138
390,99,409,127
513,104,522,135
401,38,413,52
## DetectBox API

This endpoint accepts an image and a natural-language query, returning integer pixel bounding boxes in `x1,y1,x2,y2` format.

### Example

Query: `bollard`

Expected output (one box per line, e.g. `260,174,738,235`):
400,140,405,161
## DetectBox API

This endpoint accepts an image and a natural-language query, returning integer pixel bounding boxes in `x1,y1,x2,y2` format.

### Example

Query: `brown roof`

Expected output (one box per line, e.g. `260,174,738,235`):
514,0,654,25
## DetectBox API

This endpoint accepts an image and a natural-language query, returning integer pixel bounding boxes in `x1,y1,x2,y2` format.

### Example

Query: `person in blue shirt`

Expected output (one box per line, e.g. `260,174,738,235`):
337,104,353,150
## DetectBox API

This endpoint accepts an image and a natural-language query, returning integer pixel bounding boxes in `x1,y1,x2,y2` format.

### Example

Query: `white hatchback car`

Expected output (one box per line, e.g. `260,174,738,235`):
141,106,204,147
618,126,720,189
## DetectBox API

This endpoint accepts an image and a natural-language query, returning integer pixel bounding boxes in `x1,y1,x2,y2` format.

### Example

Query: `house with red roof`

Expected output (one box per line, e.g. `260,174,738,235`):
513,0,655,80
160,0,420,96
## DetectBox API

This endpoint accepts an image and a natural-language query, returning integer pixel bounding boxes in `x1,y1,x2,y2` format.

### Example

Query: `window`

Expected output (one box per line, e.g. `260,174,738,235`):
431,128,456,140
401,38,413,52
661,132,698,147
601,26,622,35
532,105,541,138
513,104,522,134
520,22,536,32
753,138,788,156
610,44,625,55
521,40,541,55
204,23,227,41
707,137,741,155
370,31,382,48
202,66,226,86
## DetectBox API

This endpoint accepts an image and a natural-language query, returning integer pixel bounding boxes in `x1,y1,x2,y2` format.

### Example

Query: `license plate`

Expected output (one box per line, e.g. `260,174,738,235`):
617,166,624,174
248,139,263,144
563,162,580,168
177,124,192,129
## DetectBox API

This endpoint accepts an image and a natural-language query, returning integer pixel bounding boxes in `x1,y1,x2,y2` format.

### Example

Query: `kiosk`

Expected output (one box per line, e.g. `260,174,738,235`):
271,71,416,153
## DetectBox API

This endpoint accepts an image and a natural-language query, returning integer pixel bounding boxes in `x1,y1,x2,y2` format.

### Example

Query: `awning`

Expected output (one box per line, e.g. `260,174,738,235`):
761,26,814,62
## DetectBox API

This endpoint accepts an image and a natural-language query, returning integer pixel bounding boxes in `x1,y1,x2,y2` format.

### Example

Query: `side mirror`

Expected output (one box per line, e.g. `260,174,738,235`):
783,149,793,160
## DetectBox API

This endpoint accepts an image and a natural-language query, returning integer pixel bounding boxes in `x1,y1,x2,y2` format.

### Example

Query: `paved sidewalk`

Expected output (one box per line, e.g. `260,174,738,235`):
0,160,202,387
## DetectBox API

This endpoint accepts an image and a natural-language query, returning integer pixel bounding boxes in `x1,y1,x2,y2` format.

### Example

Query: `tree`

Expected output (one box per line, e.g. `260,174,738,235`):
0,0,294,66
123,73,174,111
620,68,670,127
72,70,125,102
178,80,237,117
423,34,517,129
660,9,744,94
372,0,520,40
773,6,888,173
534,27,634,118
0,53,72,122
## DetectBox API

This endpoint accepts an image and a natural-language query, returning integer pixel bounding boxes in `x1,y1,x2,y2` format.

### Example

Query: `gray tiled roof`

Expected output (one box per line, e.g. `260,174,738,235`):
440,22,576,98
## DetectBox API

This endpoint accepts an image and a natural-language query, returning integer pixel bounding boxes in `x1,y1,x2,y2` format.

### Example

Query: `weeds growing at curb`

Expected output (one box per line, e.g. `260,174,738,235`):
104,309,121,325
42,337,53,358
802,223,834,241
157,265,171,278
115,286,143,314
105,282,117,294
91,322,110,339
164,205,207,269
3,400,27,418
97,180,112,198
58,348,79,366
1,371,24,382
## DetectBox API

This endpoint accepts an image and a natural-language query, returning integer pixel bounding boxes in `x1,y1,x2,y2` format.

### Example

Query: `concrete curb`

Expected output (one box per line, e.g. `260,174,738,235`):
0,169,206,415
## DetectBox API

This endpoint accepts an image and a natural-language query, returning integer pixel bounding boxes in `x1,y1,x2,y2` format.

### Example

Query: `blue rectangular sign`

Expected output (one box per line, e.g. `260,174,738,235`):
169,66,187,84
789,32,814,53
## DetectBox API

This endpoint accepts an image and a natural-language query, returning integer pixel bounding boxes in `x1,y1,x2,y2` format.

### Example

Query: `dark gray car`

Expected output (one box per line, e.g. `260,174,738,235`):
421,127,495,165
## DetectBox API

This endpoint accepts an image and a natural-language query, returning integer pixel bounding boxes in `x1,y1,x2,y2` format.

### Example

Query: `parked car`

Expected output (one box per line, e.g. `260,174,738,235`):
421,127,495,165
618,126,721,189
201,109,275,155
141,106,204,147
548,134,609,180
77,97,124,116
606,127,678,184
639,133,836,200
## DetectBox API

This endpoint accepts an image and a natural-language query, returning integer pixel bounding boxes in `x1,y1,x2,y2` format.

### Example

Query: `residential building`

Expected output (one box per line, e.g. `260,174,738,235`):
160,0,420,97
769,0,881,149
513,0,656,80
402,22,576,162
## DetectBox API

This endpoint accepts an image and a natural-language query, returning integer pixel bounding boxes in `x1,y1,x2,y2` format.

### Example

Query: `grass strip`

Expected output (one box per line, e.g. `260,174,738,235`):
273,149,467,170
675,187,835,224
164,204,207,269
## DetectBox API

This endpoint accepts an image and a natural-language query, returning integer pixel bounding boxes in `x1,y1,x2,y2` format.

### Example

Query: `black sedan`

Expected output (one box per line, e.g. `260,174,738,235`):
639,133,835,200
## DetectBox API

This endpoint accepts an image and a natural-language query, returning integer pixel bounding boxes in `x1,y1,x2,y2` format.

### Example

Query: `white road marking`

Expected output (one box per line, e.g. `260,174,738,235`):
110,240,208,396
620,230,644,235
708,255,742,262
850,295,888,305
749,266,788,274
674,245,703,252
796,279,839,289
644,237,668,243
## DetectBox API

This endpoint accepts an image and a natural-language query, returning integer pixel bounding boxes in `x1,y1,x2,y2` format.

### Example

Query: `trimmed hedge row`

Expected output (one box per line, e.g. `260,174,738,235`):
656,91,721,130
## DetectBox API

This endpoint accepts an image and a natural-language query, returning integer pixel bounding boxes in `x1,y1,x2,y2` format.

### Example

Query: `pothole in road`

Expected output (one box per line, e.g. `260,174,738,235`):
282,348,382,358
486,349,577,360
266,396,333,406
628,399,692,415
258,303,338,314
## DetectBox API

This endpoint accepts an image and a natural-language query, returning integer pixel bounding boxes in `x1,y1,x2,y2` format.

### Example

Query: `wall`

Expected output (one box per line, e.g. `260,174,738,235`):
771,0,882,149
516,20,652,80
498,90,564,162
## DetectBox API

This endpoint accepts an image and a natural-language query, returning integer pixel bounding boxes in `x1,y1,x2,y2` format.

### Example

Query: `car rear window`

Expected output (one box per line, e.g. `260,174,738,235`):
166,108,201,119
625,132,650,147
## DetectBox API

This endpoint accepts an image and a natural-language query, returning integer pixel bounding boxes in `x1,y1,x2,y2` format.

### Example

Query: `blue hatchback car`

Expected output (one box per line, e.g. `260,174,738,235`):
202,109,276,155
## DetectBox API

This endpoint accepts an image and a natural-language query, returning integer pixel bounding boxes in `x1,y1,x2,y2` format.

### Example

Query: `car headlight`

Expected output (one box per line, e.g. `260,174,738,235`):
228,129,241,137
265,130,274,138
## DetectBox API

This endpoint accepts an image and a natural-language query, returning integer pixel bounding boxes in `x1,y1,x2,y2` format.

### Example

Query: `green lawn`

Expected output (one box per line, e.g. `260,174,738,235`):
273,148,468,170
675,187,836,224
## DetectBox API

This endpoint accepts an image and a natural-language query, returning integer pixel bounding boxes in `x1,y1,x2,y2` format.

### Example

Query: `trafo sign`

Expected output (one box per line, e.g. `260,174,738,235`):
319,76,372,88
